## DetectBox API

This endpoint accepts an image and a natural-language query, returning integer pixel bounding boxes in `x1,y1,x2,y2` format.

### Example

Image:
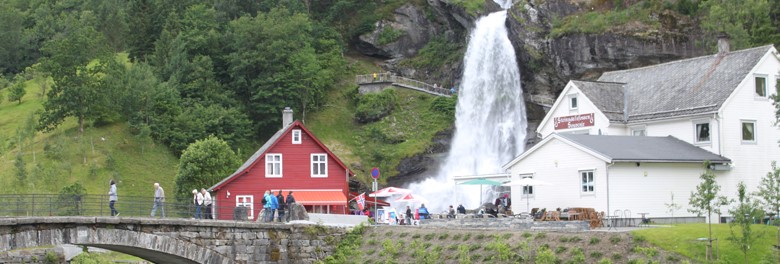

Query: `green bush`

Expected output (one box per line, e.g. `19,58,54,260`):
590,251,603,259
355,89,397,123
535,232,547,239
438,233,449,240
609,235,622,244
589,237,601,245
377,27,404,45
535,247,557,264
429,95,457,118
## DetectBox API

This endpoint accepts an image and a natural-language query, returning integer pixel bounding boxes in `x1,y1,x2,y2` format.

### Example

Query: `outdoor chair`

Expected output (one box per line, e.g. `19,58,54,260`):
613,210,623,227
624,209,634,227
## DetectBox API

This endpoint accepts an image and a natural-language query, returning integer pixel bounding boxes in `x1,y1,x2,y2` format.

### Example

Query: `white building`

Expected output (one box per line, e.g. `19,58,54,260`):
505,41,780,221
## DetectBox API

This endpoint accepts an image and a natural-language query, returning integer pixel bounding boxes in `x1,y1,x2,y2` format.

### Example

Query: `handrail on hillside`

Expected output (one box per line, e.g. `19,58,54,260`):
356,72,454,97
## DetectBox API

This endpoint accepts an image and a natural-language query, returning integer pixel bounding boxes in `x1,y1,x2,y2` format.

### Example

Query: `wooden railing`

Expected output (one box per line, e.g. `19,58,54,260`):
356,73,453,97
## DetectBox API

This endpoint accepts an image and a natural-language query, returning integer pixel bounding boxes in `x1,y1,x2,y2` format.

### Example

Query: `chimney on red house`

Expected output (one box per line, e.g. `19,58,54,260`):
282,107,293,127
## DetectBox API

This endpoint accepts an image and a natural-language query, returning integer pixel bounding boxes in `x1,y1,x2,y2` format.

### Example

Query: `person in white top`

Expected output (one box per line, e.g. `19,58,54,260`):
201,188,213,219
193,189,204,219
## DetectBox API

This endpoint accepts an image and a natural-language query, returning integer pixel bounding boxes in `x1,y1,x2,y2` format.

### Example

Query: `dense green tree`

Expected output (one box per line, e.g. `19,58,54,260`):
700,0,777,49
688,162,731,261
173,135,240,204
164,103,253,155
37,16,113,134
7,75,26,104
728,182,765,264
0,3,28,74
226,8,342,136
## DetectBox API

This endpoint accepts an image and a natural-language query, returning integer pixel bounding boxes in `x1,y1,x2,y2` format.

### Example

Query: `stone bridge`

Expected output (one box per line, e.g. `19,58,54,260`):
0,217,346,264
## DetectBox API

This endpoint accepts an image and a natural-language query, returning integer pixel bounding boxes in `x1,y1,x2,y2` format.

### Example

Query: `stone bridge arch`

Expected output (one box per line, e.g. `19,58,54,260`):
0,217,346,263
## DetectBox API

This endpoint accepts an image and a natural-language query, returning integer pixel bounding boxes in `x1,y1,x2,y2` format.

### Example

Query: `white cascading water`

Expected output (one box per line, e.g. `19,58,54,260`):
403,1,527,212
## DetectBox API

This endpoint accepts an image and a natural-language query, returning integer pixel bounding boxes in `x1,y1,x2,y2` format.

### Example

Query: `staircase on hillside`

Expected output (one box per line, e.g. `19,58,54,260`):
356,73,453,97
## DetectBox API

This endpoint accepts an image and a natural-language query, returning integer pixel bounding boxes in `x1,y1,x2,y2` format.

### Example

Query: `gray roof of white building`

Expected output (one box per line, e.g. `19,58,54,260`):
591,45,774,122
558,134,731,163
570,80,625,121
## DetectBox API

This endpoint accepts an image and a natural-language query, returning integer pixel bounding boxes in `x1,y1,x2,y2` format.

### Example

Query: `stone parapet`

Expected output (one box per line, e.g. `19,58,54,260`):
0,217,348,264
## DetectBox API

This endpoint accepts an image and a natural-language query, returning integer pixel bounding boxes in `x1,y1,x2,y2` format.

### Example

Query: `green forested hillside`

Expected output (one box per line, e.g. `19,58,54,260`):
0,73,178,197
1,0,778,197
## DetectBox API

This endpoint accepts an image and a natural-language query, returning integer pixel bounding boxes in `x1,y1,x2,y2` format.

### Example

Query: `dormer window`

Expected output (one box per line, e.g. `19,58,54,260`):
569,95,578,110
292,129,301,144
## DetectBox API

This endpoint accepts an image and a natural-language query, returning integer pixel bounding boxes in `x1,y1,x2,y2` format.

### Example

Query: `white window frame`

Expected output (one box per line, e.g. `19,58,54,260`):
236,195,254,220
292,129,302,144
630,125,646,136
311,153,328,178
693,120,711,144
755,75,768,98
265,154,283,178
519,173,534,197
580,170,595,194
568,94,578,110
741,120,756,144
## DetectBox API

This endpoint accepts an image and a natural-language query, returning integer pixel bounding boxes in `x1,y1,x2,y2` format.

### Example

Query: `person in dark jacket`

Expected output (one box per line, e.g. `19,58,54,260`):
276,190,286,222
457,204,466,214
285,191,296,222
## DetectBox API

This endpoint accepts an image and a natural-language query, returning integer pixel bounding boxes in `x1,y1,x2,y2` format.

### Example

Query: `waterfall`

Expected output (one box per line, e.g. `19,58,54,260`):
404,1,527,212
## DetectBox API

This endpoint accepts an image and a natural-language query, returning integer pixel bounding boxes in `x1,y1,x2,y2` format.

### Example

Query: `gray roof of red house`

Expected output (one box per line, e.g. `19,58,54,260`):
574,45,774,122
558,133,731,163
209,120,353,191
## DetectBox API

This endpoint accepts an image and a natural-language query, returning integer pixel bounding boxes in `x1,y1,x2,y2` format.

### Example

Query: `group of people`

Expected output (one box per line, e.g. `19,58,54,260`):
261,190,296,223
192,188,214,219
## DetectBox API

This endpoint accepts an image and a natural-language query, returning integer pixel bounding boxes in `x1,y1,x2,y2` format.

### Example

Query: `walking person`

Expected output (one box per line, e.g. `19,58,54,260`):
276,190,286,222
151,183,165,218
193,189,203,219
405,206,412,225
202,188,213,219
108,180,119,217
286,191,296,222
263,191,272,222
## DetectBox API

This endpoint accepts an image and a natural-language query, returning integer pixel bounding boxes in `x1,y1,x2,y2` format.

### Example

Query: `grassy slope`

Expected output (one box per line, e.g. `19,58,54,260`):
633,223,779,263
307,56,453,186
0,67,178,198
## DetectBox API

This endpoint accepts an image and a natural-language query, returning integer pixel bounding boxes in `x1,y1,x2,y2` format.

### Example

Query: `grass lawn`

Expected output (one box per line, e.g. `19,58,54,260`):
632,223,779,263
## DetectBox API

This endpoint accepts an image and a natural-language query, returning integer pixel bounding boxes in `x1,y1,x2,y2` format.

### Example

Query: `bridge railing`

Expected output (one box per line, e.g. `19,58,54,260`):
356,73,453,96
0,194,264,220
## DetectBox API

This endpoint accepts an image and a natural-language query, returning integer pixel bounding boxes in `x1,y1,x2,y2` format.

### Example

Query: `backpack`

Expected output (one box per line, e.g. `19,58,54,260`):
262,195,268,205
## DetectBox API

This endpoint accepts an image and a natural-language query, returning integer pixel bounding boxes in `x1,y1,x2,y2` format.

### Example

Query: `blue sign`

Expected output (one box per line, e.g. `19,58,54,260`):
371,167,380,179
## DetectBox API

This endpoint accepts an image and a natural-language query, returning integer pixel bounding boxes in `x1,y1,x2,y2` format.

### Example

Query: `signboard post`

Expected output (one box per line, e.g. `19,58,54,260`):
371,167,380,224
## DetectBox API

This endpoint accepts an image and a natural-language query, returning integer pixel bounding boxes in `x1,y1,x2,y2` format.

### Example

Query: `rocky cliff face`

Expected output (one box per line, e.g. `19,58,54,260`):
354,0,710,186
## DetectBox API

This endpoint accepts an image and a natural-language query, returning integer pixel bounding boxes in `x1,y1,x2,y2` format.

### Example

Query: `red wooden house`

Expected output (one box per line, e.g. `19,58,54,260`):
209,108,353,220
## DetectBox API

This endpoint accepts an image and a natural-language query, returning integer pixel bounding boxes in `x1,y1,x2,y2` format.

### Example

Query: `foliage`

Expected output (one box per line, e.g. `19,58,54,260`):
665,192,683,223
321,224,365,264
174,135,240,204
7,75,26,104
534,246,557,264
699,0,776,50
14,152,26,183
550,3,660,38
633,223,778,263
485,236,517,261
457,244,471,264
449,0,485,16
429,95,457,118
355,89,397,123
37,16,113,134
405,37,463,69
756,161,780,217
377,27,404,45
70,252,111,264
727,182,765,263
688,162,731,260
58,182,87,216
